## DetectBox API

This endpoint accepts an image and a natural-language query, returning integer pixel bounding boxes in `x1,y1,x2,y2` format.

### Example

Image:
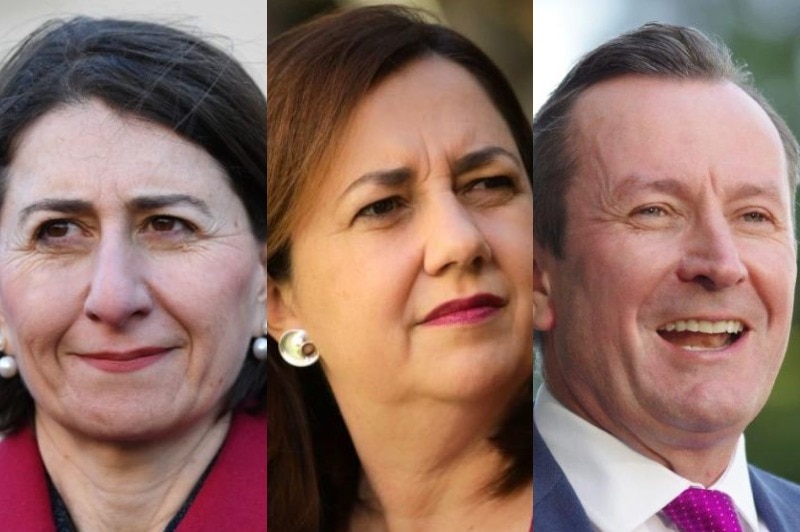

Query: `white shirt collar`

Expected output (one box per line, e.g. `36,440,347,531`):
534,385,760,532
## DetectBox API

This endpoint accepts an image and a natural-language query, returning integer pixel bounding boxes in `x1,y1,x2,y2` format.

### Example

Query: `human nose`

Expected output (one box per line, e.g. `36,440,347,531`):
84,236,153,326
422,194,492,275
676,212,748,290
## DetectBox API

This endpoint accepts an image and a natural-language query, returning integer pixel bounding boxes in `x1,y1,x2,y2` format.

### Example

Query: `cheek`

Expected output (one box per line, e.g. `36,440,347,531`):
151,250,263,332
0,261,87,357
289,231,418,371
746,243,797,322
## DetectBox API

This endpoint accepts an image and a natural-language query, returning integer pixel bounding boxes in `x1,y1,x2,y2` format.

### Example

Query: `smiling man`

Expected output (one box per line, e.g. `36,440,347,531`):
532,23,800,531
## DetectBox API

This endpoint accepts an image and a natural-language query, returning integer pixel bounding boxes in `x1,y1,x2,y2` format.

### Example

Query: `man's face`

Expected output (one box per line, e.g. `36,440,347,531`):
536,76,797,449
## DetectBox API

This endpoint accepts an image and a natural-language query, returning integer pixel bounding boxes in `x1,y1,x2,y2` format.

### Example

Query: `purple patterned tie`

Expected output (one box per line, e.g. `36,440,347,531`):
662,487,743,532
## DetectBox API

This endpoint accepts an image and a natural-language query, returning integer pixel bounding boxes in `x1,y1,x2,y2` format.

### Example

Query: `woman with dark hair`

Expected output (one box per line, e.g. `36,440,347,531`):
267,5,533,531
0,17,266,531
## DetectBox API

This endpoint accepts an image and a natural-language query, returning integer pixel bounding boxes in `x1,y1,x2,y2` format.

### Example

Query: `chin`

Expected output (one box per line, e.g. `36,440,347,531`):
652,390,761,440
55,398,212,444
426,352,531,402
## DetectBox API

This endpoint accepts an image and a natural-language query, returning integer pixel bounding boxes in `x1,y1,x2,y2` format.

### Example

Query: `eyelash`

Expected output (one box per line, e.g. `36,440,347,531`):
741,211,771,223
141,215,197,234
633,205,669,217
354,197,406,220
353,176,518,224
32,215,197,245
465,175,516,192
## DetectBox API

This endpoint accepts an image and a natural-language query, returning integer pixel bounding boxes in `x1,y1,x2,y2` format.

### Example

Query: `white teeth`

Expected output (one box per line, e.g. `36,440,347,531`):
658,319,744,334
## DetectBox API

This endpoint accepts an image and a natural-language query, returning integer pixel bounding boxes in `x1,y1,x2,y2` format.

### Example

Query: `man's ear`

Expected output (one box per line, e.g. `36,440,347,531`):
267,275,300,341
533,244,556,332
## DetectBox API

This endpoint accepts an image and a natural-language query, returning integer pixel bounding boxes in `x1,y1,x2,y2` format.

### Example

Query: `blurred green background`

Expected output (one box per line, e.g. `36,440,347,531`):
535,0,800,483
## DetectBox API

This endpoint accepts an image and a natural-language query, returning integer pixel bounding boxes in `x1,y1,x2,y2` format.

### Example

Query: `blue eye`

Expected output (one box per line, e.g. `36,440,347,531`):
742,211,769,223
635,206,668,217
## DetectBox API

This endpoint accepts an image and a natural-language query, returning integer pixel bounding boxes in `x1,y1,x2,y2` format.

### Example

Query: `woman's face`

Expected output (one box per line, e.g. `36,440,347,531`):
271,57,533,408
0,100,265,441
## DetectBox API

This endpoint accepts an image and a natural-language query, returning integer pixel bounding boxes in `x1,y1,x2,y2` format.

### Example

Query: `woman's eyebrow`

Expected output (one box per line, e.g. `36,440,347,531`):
339,167,412,201
18,199,93,227
451,146,521,176
129,194,212,217
17,194,213,228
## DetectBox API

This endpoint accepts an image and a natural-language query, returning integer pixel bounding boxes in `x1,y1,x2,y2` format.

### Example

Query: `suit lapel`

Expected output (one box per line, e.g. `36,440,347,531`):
749,465,800,531
534,422,594,531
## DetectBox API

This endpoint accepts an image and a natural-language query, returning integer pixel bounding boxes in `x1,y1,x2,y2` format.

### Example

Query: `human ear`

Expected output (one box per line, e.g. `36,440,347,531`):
0,313,15,356
266,275,300,341
252,255,267,337
533,245,555,332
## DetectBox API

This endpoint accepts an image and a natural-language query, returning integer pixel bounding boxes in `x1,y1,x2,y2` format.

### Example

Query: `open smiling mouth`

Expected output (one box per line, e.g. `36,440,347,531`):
657,319,745,351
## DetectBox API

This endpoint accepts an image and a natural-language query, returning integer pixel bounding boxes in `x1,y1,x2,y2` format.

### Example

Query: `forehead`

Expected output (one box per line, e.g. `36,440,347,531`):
309,56,519,193
6,100,231,200
569,76,787,193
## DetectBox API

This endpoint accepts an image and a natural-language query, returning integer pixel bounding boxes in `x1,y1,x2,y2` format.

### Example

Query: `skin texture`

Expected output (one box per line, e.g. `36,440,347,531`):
269,56,533,530
534,76,797,485
0,100,266,529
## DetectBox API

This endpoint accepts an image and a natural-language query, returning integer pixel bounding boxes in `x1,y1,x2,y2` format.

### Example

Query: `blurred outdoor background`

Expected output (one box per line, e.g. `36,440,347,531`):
0,0,265,93
268,0,533,118
535,0,800,483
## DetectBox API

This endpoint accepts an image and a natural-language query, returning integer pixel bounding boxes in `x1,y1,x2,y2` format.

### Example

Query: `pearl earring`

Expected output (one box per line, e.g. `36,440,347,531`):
0,333,17,379
252,321,268,361
278,329,319,367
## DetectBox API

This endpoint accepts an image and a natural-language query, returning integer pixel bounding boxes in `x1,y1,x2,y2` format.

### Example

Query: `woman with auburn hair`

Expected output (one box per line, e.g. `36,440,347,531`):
267,5,533,531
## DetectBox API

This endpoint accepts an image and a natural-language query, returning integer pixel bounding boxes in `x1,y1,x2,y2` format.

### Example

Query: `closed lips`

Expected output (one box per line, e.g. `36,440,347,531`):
80,347,169,360
422,293,506,323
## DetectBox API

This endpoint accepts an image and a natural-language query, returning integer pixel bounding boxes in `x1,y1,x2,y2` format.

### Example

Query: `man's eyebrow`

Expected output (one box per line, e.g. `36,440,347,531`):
451,146,522,176
727,182,787,205
611,176,688,199
339,167,412,200
612,176,788,205
129,194,212,217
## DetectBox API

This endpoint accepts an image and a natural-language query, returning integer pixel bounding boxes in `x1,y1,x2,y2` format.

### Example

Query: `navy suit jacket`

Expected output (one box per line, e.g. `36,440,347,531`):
534,423,800,531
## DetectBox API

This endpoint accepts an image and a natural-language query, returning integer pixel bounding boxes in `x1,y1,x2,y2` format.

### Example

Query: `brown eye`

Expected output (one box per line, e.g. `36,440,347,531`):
467,176,515,191
35,220,79,240
145,216,193,233
354,196,405,221
43,221,70,237
151,217,178,231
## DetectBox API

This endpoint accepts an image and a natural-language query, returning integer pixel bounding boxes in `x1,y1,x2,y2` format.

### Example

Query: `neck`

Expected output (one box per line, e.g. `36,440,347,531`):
546,371,740,486
338,387,532,531
36,412,230,532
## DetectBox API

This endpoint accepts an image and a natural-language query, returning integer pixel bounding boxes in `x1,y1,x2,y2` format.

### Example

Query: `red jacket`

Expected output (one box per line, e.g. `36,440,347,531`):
0,411,266,531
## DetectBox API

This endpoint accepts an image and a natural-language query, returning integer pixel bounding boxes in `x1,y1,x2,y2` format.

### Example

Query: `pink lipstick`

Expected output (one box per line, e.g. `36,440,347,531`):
422,293,506,326
79,347,170,373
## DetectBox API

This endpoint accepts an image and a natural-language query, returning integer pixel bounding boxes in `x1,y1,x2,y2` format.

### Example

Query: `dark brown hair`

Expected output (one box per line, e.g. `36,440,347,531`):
267,5,532,531
0,17,266,432
533,22,800,258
